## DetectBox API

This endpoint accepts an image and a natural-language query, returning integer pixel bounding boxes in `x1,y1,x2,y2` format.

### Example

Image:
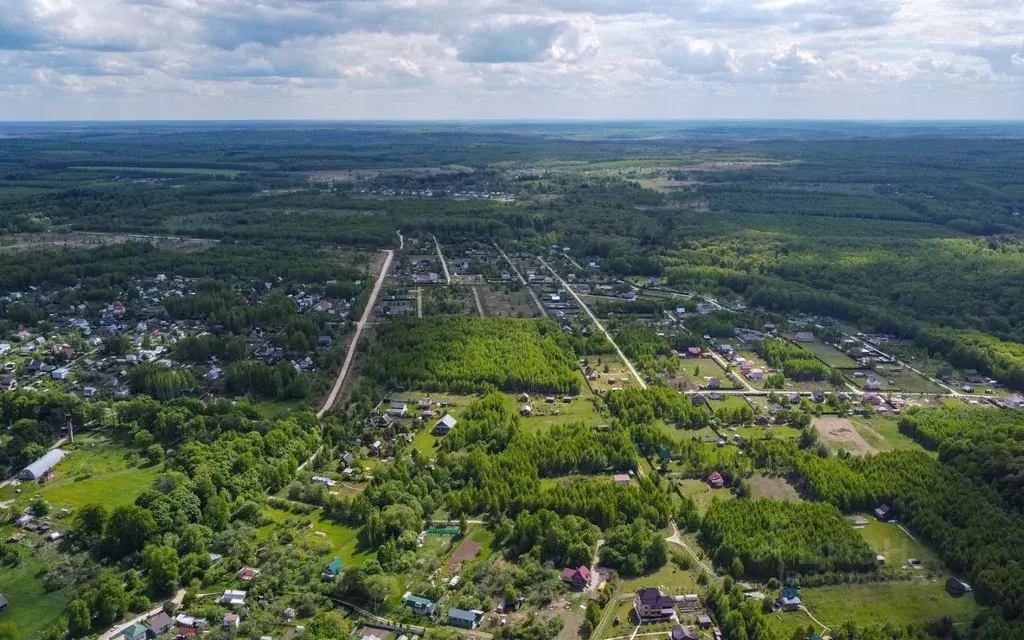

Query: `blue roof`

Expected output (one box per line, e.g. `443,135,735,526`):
781,587,799,599
448,608,480,622
327,557,343,573
405,595,434,610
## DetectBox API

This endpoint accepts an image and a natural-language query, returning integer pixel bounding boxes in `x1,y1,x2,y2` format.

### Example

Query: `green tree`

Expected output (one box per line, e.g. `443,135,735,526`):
103,505,157,558
72,503,109,548
67,599,92,637
142,545,180,595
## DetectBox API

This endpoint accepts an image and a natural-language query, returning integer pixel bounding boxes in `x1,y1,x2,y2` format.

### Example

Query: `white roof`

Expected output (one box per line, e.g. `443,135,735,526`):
21,448,66,479
436,414,457,428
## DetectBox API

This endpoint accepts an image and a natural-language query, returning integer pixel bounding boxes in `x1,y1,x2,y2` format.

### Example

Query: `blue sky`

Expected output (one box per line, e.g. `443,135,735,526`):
1,0,1022,120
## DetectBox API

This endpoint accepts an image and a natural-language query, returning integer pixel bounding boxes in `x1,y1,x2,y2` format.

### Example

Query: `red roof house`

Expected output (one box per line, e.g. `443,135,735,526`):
708,471,725,488
561,566,591,589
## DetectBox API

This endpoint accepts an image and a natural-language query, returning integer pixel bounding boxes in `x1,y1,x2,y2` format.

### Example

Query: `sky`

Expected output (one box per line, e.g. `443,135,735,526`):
0,0,1022,120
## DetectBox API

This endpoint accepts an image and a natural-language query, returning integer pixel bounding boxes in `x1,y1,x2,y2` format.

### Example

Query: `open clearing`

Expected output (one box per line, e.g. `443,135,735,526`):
799,580,977,629
677,478,734,515
802,340,859,368
0,231,216,253
813,416,877,456
851,417,925,453
0,532,74,639
750,475,802,502
477,284,540,317
447,540,481,572
856,517,943,569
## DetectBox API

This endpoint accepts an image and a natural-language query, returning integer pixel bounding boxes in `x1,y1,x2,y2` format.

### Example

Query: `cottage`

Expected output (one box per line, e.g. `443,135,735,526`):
147,611,175,636
83,386,97,398
19,449,66,481
519,404,533,417
613,474,631,484
122,624,149,640
777,587,801,611
237,567,261,581
434,414,457,435
708,471,725,488
322,556,344,580
220,590,247,606
687,347,702,357
560,565,591,590
946,577,972,597
708,377,721,390
635,588,676,622
794,332,814,343
873,504,891,520
386,399,408,417
317,335,333,348
223,614,240,629
311,475,336,487
51,368,70,380
448,608,483,629
0,376,16,391
697,615,713,629
403,593,436,617
865,375,883,391
669,626,699,640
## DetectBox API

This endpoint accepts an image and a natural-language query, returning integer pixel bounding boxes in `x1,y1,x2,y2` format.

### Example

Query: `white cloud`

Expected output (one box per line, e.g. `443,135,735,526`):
0,0,1021,119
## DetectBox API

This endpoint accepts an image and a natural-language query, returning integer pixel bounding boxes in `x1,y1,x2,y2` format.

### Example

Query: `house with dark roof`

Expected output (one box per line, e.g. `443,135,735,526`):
448,608,483,629
561,565,591,589
874,504,891,520
946,577,972,597
433,414,457,435
146,611,174,636
670,625,698,640
777,587,801,611
635,588,676,622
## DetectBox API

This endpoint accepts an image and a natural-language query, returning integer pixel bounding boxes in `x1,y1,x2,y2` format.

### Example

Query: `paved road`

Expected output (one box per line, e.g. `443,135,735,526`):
539,256,647,390
492,242,546,317
317,249,394,418
100,590,185,640
432,234,452,284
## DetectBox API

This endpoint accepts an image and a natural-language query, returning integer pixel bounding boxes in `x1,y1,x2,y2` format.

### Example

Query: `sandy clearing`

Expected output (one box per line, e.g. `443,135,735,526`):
813,416,877,456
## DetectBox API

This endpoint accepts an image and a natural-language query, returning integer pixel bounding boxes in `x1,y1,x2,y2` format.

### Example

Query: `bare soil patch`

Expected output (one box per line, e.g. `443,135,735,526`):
813,416,877,456
0,231,215,253
750,475,802,502
447,540,480,572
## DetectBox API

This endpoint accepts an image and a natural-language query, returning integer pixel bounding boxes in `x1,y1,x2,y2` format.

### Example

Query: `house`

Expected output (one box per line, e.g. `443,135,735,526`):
613,474,631,484
946,577,972,597
387,399,408,417
448,608,483,629
697,615,713,628
794,332,814,343
635,588,676,622
177,627,197,639
83,386,97,398
175,614,205,629
223,614,240,629
220,590,247,606
311,475,336,487
237,567,261,581
811,391,825,403
51,368,70,380
403,593,436,617
0,375,16,391
708,377,721,390
874,504,891,520
865,375,882,391
322,557,344,581
370,440,383,456
19,449,66,481
561,565,591,590
122,624,149,640
708,471,725,488
147,611,175,636
433,414,457,435
418,397,432,410
519,405,533,417
669,626,699,640
777,587,801,611
317,335,333,348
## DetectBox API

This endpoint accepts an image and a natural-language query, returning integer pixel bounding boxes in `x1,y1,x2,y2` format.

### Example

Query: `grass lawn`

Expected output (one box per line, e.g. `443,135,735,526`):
620,562,702,595
803,340,859,368
266,507,375,567
851,417,926,453
708,396,752,413
410,427,439,459
15,433,160,512
581,355,640,392
766,608,821,638
680,358,738,390
800,580,978,629
855,517,943,570
522,394,604,430
656,422,718,443
0,531,75,639
677,478,734,515
733,426,801,440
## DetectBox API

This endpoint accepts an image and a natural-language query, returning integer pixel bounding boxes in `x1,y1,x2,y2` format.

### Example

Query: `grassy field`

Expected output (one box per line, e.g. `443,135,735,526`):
410,427,440,458
0,530,75,638
800,580,978,629
851,417,927,453
680,358,737,390
856,517,943,569
732,425,801,440
677,478,734,515
583,355,640,392
8,433,160,512
802,340,859,368
521,394,605,430
69,165,244,176
270,507,376,567
708,396,753,413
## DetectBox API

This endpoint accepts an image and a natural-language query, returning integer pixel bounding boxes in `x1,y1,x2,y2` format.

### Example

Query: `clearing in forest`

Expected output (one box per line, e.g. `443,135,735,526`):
813,416,877,456
750,475,802,502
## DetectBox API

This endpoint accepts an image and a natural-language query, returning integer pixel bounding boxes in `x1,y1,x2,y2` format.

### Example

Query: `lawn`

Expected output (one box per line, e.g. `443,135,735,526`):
708,396,753,413
855,517,943,570
733,426,801,440
619,561,702,596
802,340,859,368
677,478,734,515
267,507,376,567
410,427,439,459
850,417,926,453
800,580,978,629
680,358,737,390
0,531,76,639
15,433,160,512
582,355,640,392
521,394,605,430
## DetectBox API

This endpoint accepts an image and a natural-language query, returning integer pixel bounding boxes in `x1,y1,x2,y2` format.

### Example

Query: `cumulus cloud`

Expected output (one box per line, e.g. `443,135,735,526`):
0,0,1021,118
453,18,598,63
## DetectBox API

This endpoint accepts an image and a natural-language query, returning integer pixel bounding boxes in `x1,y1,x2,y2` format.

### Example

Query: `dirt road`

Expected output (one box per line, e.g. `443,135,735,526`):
317,249,394,418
